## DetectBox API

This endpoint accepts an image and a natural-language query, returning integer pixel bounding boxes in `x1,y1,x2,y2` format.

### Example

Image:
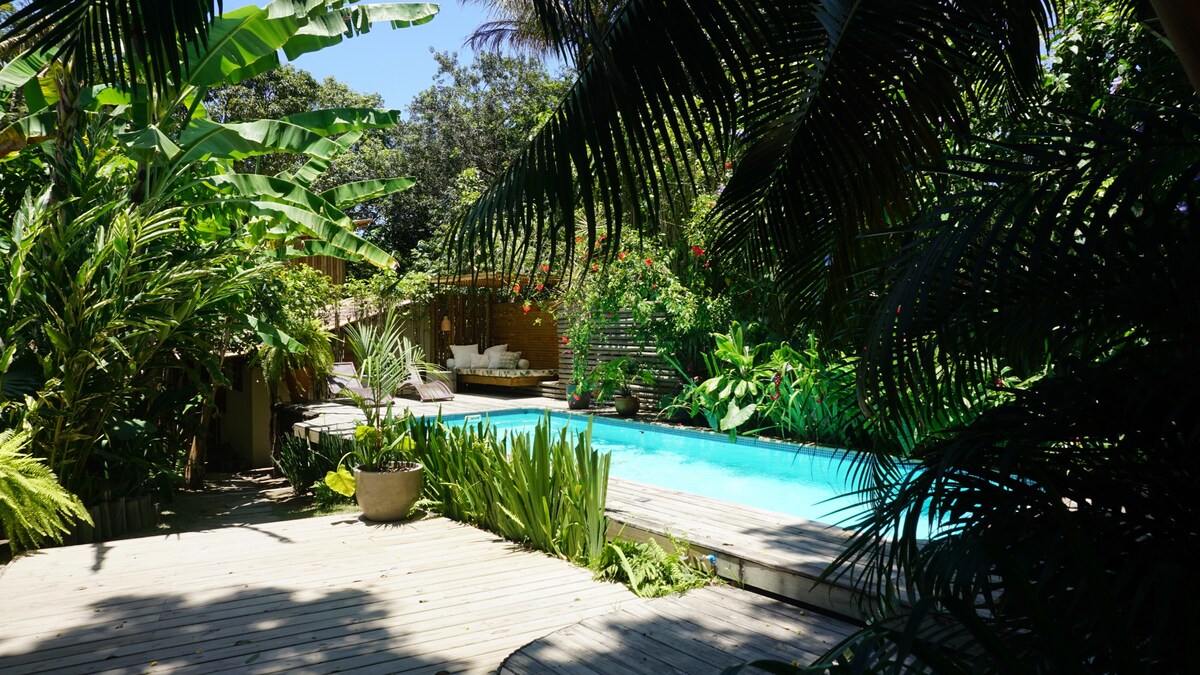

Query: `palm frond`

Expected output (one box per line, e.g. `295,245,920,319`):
0,0,222,100
450,0,1052,332
0,428,92,551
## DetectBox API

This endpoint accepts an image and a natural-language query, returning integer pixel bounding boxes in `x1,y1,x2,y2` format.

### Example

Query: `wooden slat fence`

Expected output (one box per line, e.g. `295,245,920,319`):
549,312,681,409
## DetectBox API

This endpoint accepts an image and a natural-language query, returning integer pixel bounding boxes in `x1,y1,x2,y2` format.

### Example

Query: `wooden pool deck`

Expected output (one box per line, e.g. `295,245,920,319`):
293,400,871,619
0,515,637,674
501,585,856,674
0,513,860,673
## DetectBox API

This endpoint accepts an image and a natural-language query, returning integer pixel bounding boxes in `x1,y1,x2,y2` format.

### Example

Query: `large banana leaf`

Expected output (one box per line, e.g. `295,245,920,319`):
0,109,57,158
207,172,356,226
0,51,52,106
176,118,342,164
320,177,415,208
280,108,401,136
183,2,438,90
280,2,439,61
244,200,395,268
285,129,364,185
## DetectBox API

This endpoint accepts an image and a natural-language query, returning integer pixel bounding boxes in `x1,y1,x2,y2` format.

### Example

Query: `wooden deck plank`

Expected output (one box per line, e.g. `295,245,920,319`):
500,585,860,674
0,515,639,674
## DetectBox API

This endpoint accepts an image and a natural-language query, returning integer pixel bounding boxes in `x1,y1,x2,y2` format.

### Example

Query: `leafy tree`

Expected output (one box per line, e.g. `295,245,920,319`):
361,50,569,272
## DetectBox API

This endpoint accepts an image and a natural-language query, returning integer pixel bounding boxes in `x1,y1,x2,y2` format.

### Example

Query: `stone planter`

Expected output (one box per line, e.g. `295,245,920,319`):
354,462,423,522
613,394,640,417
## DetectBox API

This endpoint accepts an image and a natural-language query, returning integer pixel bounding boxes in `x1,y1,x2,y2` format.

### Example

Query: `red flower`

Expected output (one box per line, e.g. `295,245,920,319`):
572,394,581,401
562,336,569,344
512,284,521,293
724,161,732,170
541,264,550,272
522,303,531,314
691,245,705,257
592,263,600,272
600,234,607,240
575,236,582,244
645,257,653,266
816,398,823,403
703,260,710,269
536,283,544,291
618,251,628,261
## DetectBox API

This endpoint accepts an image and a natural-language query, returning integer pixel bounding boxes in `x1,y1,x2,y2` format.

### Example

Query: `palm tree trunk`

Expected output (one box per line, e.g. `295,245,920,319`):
1152,0,1200,93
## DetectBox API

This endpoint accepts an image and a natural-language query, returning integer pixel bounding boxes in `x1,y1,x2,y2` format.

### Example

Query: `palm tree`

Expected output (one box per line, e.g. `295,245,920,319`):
462,0,623,65
452,1,1200,670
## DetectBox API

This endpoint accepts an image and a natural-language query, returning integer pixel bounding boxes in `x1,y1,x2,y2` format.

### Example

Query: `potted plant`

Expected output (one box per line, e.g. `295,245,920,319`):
323,311,427,521
593,357,656,417
567,368,595,410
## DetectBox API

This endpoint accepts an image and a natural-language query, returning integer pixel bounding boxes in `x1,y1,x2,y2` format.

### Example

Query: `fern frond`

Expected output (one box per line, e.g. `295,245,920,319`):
0,428,92,552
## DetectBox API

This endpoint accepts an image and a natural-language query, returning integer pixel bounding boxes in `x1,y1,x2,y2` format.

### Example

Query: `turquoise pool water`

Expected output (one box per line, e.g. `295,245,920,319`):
441,409,873,530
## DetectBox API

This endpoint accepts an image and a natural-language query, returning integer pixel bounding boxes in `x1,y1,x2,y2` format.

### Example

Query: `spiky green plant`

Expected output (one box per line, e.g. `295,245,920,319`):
0,428,91,551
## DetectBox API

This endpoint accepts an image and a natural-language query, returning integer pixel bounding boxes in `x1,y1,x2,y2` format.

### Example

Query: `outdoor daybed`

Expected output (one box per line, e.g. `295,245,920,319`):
447,343,557,388
454,367,558,388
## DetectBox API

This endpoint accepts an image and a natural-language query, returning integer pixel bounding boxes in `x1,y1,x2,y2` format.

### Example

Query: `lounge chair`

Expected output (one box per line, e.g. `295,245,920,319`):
402,366,455,402
327,362,386,404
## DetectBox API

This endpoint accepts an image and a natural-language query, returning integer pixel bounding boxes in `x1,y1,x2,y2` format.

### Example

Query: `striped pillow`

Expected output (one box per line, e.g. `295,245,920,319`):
497,351,522,369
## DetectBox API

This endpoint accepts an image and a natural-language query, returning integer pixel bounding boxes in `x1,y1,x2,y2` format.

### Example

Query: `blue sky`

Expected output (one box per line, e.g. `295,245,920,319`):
225,1,497,111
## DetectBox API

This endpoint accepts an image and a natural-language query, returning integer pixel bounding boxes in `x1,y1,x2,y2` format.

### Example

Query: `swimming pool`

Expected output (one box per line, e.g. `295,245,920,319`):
440,409,876,530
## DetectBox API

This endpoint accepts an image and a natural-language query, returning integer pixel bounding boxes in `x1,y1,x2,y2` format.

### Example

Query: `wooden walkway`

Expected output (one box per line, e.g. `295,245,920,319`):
500,585,857,674
0,515,638,674
606,480,864,619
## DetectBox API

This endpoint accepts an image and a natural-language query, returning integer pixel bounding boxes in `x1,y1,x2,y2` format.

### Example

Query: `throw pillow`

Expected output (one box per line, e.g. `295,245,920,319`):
470,352,491,368
484,343,510,367
449,344,479,365
497,351,521,369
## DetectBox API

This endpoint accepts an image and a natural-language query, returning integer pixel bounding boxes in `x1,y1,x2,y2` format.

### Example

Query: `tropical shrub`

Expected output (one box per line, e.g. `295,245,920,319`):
400,411,610,566
274,434,344,496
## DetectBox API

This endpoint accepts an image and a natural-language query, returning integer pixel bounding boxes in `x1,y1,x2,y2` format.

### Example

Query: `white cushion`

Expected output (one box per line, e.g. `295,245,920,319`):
517,358,530,370
449,344,479,365
482,343,508,357
470,352,491,368
446,358,457,369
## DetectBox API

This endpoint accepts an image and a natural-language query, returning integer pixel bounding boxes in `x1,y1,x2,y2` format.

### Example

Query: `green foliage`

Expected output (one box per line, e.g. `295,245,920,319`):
0,427,91,551
402,411,610,566
309,477,354,508
558,235,730,389
664,325,894,451
274,434,344,495
590,357,654,402
0,143,264,502
253,265,336,402
593,536,714,598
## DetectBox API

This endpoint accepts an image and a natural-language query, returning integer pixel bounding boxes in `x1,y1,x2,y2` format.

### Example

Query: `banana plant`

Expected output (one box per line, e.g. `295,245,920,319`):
0,0,439,267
